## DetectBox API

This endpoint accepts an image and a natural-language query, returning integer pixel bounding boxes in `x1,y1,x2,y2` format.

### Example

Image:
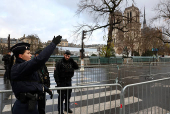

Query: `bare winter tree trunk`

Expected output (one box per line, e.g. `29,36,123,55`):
106,13,114,57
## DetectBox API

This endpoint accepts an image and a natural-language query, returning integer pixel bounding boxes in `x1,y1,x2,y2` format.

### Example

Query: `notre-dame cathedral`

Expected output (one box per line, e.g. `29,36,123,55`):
112,4,146,56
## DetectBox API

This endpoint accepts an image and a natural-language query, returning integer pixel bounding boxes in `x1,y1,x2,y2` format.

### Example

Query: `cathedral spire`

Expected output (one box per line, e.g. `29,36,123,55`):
143,7,147,28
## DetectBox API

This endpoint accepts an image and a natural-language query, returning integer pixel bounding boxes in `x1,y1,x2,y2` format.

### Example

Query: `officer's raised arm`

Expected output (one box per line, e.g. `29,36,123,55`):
11,35,62,76
30,35,62,71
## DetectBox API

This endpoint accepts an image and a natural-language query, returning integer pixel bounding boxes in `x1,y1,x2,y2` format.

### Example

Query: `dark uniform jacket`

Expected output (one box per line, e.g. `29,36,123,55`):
37,65,50,88
2,54,11,66
11,42,56,98
54,58,79,83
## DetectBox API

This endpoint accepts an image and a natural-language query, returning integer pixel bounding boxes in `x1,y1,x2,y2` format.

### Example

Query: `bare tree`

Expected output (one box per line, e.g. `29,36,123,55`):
75,0,134,57
99,42,115,57
124,22,141,56
152,0,170,41
140,26,163,55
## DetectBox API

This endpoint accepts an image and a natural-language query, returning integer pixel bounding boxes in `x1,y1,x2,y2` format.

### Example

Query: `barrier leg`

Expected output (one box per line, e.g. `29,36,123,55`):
120,90,125,114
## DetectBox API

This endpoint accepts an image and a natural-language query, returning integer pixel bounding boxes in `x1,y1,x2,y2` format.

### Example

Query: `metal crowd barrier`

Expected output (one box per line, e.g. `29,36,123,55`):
73,62,170,86
1,78,170,114
47,57,170,67
75,65,119,85
120,77,170,114
112,62,170,84
0,84,122,114
46,62,170,87
0,90,13,114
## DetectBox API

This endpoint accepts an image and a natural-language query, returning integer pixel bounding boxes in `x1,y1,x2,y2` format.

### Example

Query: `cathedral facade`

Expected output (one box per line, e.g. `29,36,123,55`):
112,4,142,56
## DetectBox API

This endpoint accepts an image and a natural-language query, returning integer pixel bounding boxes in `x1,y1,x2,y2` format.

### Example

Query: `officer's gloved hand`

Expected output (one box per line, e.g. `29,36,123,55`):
44,86,53,99
47,89,53,99
52,35,62,45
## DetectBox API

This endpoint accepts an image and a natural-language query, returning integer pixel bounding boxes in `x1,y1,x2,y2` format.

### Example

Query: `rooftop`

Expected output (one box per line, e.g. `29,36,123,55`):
125,4,139,11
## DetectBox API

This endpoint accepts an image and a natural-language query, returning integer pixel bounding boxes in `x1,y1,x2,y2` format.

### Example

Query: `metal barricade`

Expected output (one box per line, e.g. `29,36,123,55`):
0,90,13,114
113,62,170,85
75,65,119,85
47,65,119,86
48,63,170,86
120,77,170,114
0,84,122,114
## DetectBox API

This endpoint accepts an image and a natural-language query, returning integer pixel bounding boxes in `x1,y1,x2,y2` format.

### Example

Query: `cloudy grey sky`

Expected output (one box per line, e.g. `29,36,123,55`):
0,0,160,45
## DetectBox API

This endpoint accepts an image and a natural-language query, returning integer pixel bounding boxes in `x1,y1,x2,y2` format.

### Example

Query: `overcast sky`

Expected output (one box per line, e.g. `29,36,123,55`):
0,0,161,45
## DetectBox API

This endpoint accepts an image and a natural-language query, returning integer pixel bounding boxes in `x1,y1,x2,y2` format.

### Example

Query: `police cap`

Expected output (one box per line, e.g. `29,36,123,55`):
64,50,71,55
35,49,42,55
10,43,30,53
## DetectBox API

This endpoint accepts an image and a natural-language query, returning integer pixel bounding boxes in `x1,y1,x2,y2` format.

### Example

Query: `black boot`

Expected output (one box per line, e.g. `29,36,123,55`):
64,108,73,113
58,111,64,114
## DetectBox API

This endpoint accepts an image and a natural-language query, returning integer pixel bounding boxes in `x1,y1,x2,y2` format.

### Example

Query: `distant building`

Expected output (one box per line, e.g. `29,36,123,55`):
60,39,68,47
68,43,76,47
0,38,20,47
0,37,22,54
46,39,68,47
85,44,105,49
112,4,141,56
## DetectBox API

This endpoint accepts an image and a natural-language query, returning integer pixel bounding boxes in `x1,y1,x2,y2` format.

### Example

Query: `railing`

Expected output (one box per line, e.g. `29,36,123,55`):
2,61,170,113
46,57,170,66
120,77,170,114
46,57,124,66
74,63,170,86
46,63,170,86
2,78,170,114
0,84,122,114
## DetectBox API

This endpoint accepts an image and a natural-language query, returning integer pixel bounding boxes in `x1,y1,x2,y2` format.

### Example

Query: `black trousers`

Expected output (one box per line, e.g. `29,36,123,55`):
38,92,46,114
57,81,72,112
4,65,10,79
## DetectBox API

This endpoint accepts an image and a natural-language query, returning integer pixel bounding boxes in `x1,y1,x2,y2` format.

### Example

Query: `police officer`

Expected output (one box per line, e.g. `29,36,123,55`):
34,49,50,114
54,50,79,114
10,35,62,114
2,50,11,79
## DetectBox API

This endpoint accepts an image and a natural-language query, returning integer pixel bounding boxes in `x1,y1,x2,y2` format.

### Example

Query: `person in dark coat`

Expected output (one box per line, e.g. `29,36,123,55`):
2,50,11,79
34,49,50,114
54,50,79,114
10,35,62,114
